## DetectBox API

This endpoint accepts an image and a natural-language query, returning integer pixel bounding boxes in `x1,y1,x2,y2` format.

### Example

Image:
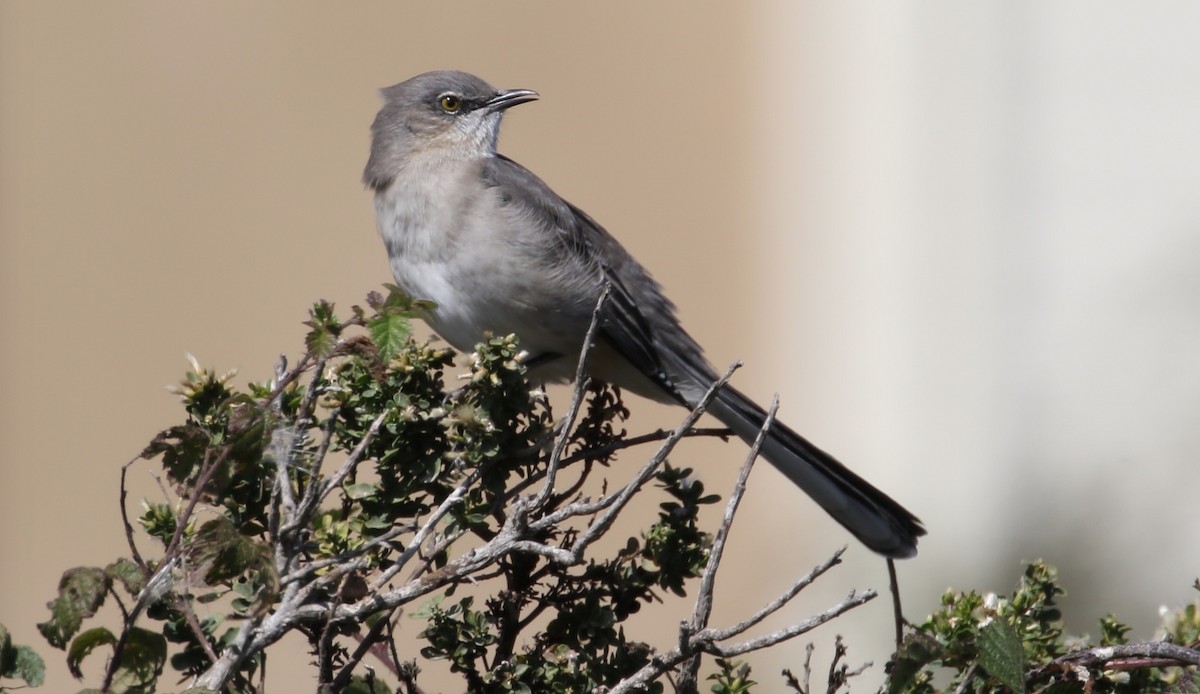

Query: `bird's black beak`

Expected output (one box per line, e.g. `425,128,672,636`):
486,88,539,112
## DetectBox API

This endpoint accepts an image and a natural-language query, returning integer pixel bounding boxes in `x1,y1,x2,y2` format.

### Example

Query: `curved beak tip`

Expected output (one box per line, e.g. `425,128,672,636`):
488,88,539,112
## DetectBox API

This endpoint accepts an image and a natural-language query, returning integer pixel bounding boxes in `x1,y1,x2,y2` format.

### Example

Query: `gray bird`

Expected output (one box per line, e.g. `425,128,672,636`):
364,70,925,558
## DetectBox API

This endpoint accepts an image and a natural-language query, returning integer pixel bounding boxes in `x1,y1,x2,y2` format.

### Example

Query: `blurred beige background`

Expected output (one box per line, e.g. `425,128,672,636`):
4,2,1200,691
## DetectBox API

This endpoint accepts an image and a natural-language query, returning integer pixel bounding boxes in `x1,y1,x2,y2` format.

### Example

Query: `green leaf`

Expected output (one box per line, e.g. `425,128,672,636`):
138,502,178,545
887,631,945,694
306,324,336,357
1098,613,1132,646
67,627,117,678
0,622,11,672
368,311,411,362
140,424,209,485
0,623,46,686
191,517,272,585
10,644,45,686
106,558,146,597
109,627,167,694
38,567,111,649
304,300,342,357
978,618,1026,693
344,482,377,500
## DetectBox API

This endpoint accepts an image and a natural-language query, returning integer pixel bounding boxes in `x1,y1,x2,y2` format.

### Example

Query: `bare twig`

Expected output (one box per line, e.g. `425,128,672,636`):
952,663,978,694
311,411,388,518
607,577,875,694
550,362,742,559
119,458,148,572
369,469,482,591
825,635,870,693
174,592,220,666
106,445,230,692
281,520,414,587
498,426,733,504
705,589,875,658
1027,641,1200,687
706,548,851,645
534,283,609,508
557,426,732,467
269,355,298,522
264,351,314,405
678,395,777,692
99,556,178,693
699,396,775,622
162,447,227,561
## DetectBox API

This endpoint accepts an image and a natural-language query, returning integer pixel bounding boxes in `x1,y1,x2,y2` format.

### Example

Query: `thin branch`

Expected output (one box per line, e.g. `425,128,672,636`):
534,283,610,508
277,410,386,544
313,411,388,512
498,426,732,505
557,426,732,467
317,575,348,688
678,395,777,692
162,445,230,561
1028,641,1200,686
953,664,978,694
264,351,314,405
107,445,229,692
100,556,179,693
368,469,482,591
281,520,414,587
553,362,741,558
607,586,874,694
269,355,298,522
705,590,876,658
705,547,849,644
694,396,776,624
119,458,148,572
824,635,870,694
275,353,334,548
174,592,220,666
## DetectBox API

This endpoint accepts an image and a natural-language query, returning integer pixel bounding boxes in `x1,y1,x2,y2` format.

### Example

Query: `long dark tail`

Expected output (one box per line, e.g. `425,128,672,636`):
708,385,925,558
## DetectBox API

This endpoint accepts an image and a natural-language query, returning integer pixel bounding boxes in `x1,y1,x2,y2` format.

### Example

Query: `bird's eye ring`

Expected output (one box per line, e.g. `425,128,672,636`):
438,94,462,113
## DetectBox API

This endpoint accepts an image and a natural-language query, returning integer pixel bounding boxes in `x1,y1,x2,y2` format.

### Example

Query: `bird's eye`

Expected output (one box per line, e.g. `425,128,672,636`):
438,94,462,113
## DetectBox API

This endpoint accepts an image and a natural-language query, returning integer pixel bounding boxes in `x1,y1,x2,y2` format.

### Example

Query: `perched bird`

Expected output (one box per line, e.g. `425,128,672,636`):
364,71,925,558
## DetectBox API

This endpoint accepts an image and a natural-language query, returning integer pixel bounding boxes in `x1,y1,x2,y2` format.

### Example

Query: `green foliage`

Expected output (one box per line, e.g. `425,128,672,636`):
365,285,422,362
31,292,744,692
404,455,720,692
138,502,178,545
38,567,109,649
416,596,496,673
23,288,1200,692
645,464,719,597
889,560,1200,693
305,299,342,357
64,626,165,692
0,622,46,689
708,658,756,694
1160,595,1200,645
976,618,1024,692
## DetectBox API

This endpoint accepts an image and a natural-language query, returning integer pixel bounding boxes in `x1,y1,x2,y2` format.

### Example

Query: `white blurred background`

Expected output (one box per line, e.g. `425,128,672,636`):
3,3,1199,690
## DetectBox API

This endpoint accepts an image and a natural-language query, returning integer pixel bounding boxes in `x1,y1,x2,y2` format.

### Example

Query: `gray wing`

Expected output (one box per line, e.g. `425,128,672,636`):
481,154,717,404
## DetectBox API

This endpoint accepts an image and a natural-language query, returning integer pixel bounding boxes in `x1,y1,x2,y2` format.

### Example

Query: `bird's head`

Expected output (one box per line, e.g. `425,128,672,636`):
364,70,538,190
